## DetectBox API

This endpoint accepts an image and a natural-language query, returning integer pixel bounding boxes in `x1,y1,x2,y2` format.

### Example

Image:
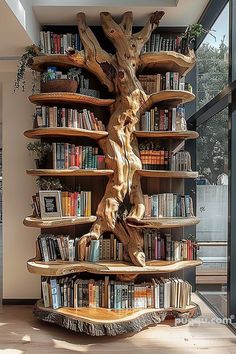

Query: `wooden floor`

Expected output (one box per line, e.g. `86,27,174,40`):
0,294,235,354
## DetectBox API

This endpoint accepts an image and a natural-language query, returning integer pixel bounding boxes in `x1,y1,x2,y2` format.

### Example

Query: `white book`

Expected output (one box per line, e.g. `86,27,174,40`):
68,239,75,262
172,108,176,131
40,31,45,53
42,280,50,307
47,31,51,54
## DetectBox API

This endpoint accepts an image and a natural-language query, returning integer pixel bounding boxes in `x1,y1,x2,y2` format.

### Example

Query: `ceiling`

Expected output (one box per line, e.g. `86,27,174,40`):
0,0,209,58
33,0,209,26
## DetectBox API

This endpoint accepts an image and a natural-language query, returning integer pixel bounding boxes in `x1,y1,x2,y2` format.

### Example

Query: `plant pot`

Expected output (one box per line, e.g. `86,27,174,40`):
35,158,47,169
41,79,78,93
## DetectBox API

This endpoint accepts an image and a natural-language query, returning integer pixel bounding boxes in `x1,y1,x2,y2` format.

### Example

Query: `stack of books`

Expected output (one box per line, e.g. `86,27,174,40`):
171,150,192,171
40,31,82,54
41,275,192,310
139,73,191,95
139,145,169,170
142,34,187,54
79,74,100,98
35,106,105,130
143,193,194,218
52,143,105,169
143,230,198,261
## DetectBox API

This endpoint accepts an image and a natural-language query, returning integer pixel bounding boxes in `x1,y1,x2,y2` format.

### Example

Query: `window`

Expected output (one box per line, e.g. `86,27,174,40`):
196,3,229,109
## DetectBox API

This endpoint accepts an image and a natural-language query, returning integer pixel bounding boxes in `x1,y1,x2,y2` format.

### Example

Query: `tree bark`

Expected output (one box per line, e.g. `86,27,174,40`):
68,11,165,266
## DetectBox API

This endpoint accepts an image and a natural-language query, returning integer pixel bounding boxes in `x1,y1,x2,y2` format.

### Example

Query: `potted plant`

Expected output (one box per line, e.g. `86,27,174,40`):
181,23,216,54
27,142,51,168
40,67,81,93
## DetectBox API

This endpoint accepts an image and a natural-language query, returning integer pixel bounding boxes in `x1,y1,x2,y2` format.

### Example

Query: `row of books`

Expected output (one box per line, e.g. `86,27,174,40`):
138,73,191,95
40,31,83,54
52,143,105,169
171,151,192,172
140,148,169,170
143,230,198,261
35,106,105,130
142,34,187,54
37,233,124,263
32,190,92,218
42,275,192,310
143,193,194,218
139,106,186,132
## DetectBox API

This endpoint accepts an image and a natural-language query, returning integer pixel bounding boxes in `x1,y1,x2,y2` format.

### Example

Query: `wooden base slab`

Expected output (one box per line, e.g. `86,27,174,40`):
135,130,199,140
27,259,202,276
33,299,201,336
137,170,198,179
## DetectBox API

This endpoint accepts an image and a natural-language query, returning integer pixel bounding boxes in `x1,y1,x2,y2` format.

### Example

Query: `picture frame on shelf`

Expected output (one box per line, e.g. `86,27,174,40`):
39,190,62,219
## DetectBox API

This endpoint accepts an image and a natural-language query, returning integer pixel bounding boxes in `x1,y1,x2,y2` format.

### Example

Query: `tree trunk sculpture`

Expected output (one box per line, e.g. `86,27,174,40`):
68,11,165,267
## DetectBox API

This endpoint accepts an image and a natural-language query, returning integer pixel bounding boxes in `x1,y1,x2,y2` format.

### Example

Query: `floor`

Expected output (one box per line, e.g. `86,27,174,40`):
0,294,235,354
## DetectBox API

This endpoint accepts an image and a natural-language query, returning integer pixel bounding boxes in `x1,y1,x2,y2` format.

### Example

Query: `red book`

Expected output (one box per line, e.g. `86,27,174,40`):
70,144,75,167
57,34,61,54
75,146,80,167
53,34,57,54
168,110,172,131
187,240,192,260
161,238,165,259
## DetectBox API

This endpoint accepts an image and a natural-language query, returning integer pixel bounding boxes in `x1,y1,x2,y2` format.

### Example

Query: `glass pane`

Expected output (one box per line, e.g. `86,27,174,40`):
197,3,229,109
196,107,228,317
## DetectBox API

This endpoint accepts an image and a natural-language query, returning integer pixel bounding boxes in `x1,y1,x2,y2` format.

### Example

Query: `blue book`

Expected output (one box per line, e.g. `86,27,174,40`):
89,240,100,262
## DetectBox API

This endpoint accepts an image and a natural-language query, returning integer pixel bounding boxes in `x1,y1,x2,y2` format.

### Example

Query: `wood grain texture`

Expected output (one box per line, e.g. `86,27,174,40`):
23,216,97,228
33,299,200,336
31,54,85,71
127,217,200,229
26,169,114,176
24,127,108,140
135,130,199,140
27,258,202,276
137,170,198,179
29,93,115,107
139,50,195,76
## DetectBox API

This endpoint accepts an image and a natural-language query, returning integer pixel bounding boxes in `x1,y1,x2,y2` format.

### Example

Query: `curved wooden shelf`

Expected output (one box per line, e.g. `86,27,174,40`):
137,170,198,179
24,128,108,140
29,93,115,107
27,259,202,276
34,299,200,336
23,216,96,228
31,54,84,72
139,51,195,76
135,130,199,140
127,217,200,229
26,169,113,177
140,90,195,115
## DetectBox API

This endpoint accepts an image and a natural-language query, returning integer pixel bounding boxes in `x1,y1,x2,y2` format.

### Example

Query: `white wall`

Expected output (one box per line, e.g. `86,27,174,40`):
1,61,40,299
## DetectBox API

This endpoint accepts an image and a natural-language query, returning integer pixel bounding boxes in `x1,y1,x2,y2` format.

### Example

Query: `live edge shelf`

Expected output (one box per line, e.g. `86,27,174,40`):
29,93,115,107
27,259,202,277
32,51,195,77
23,216,96,228
24,128,108,140
26,169,114,177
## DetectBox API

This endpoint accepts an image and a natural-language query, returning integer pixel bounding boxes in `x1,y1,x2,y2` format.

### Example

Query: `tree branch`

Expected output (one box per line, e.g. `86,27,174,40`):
133,11,165,53
120,11,133,36
68,12,116,92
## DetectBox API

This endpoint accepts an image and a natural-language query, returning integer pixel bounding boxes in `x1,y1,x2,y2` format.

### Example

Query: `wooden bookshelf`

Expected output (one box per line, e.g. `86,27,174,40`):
34,299,200,336
127,217,200,229
139,51,195,76
27,258,202,276
24,127,108,140
135,130,199,140
29,93,115,107
23,10,201,336
137,170,198,179
140,90,195,115
23,215,96,228
26,169,113,177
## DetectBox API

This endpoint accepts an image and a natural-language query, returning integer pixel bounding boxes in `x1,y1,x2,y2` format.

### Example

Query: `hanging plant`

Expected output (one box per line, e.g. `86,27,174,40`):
27,141,51,168
14,44,41,92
